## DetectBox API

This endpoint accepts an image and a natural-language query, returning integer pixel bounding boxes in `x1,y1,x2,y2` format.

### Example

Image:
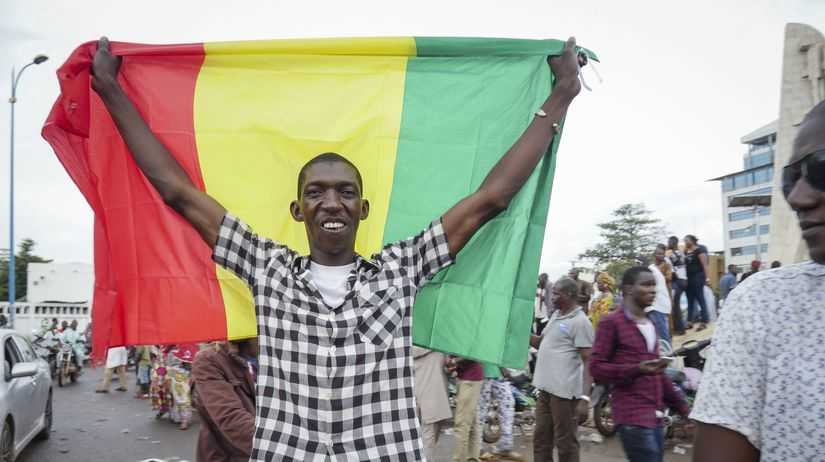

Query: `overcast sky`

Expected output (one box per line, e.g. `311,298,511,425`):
1,0,824,280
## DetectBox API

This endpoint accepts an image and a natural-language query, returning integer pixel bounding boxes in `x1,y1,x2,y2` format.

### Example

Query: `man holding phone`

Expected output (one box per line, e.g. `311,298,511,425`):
590,266,689,462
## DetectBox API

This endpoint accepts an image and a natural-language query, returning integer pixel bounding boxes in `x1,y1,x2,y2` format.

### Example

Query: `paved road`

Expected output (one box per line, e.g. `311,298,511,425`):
18,367,693,461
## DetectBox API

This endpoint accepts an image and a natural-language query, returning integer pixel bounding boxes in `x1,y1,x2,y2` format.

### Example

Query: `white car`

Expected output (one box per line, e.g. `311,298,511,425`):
0,329,52,461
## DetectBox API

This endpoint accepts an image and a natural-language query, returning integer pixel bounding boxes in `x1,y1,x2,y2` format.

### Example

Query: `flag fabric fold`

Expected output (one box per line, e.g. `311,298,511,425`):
42,37,597,367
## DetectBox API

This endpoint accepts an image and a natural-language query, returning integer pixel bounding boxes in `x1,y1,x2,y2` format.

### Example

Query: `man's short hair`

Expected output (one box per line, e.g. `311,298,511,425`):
621,266,652,289
554,277,579,298
297,152,363,198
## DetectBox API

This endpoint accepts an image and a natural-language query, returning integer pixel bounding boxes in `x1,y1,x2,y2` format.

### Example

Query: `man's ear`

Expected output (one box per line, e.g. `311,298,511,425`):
290,200,304,222
360,199,370,220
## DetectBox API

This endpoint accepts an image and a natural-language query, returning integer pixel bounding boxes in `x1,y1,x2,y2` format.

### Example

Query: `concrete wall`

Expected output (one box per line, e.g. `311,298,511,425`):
770,23,825,264
27,262,93,303
0,302,90,338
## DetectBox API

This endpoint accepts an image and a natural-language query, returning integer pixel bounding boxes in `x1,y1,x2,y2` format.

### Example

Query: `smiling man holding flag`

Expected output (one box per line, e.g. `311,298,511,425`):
72,35,585,460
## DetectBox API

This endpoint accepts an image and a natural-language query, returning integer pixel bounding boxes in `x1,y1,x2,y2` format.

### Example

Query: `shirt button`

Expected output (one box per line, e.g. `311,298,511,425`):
326,314,334,322
329,346,336,355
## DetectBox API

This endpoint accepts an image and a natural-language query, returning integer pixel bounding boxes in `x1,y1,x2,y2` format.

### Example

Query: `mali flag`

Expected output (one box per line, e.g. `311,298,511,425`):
43,37,596,367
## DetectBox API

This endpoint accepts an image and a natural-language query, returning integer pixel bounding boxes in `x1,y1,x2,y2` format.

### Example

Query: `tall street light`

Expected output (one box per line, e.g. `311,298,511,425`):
8,54,48,329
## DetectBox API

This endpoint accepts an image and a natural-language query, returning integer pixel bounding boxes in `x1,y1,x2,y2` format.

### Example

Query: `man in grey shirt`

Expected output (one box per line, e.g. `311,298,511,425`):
718,264,738,302
530,277,594,462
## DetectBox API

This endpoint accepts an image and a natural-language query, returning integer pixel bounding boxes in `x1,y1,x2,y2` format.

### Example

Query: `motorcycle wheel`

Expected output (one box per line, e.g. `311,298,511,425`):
70,371,78,383
58,366,66,387
593,393,617,437
482,422,501,444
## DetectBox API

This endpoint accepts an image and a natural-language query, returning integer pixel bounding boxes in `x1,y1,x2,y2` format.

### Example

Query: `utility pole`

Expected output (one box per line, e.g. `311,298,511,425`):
8,54,49,328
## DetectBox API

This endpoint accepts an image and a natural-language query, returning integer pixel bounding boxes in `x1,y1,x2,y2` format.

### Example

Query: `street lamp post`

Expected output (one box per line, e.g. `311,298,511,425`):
8,54,48,329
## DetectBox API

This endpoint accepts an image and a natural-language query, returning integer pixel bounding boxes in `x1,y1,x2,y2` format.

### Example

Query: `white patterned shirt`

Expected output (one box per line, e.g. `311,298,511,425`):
691,261,825,461
213,213,453,462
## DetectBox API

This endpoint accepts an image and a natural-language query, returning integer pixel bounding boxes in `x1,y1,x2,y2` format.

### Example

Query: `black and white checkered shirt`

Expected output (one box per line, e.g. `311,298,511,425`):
213,213,453,462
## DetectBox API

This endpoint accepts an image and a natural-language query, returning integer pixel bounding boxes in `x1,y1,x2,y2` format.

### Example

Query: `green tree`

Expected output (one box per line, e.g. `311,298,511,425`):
0,239,52,301
579,203,668,282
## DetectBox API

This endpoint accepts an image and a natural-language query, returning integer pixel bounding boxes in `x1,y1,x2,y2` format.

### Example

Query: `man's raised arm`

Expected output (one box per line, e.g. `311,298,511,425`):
91,37,226,247
441,37,583,257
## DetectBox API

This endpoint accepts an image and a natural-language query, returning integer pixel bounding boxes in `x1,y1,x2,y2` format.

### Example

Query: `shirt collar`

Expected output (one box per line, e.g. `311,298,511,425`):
619,304,644,322
291,253,379,276
552,307,583,321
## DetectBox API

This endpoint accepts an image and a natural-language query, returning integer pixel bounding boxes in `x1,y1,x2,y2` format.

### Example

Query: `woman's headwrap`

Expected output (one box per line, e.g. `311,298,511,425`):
597,272,616,292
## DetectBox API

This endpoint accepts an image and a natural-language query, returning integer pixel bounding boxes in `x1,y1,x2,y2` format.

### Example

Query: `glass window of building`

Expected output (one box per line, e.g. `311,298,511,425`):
729,224,770,239
753,166,774,185
734,172,753,189
749,151,773,168
729,207,772,221
730,244,770,257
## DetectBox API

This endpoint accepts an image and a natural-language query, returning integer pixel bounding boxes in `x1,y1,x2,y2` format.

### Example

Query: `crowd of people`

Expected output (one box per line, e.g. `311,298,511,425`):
440,236,700,462
94,340,260,459
32,317,90,369
77,34,825,461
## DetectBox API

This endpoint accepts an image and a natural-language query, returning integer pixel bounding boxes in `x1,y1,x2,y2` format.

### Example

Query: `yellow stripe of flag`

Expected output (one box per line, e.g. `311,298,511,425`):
195,38,415,338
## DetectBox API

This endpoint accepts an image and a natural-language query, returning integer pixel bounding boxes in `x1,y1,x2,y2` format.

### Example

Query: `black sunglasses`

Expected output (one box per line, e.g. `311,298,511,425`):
782,149,825,197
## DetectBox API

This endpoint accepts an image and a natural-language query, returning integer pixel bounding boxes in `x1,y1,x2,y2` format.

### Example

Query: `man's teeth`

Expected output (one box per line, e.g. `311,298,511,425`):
323,222,344,230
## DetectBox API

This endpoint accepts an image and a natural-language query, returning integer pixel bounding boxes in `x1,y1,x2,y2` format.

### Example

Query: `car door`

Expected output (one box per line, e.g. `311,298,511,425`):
12,336,49,431
2,336,36,445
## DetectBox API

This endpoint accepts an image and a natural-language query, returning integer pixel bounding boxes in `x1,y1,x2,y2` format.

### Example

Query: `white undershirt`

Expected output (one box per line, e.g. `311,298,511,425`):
636,321,657,353
309,262,355,308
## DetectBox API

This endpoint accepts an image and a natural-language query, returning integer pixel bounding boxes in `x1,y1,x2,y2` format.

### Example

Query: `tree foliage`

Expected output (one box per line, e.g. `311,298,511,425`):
0,239,52,301
579,203,668,281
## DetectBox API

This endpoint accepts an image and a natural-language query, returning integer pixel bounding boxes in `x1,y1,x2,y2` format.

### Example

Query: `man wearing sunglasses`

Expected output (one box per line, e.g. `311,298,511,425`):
691,101,825,462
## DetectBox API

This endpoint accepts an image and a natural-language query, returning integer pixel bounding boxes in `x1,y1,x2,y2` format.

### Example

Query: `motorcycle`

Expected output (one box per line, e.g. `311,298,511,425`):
592,383,615,437
56,339,82,387
661,339,711,439
480,375,537,444
31,330,59,378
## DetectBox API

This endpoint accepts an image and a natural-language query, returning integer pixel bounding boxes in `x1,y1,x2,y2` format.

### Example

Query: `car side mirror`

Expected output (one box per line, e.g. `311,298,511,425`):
10,362,38,379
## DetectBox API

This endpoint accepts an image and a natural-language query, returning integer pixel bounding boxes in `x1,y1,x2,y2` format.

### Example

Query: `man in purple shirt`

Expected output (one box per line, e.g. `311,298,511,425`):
590,266,689,462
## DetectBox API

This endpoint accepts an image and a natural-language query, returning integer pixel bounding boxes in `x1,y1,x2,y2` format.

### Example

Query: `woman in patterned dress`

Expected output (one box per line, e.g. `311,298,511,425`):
167,344,198,430
589,272,616,328
150,345,173,419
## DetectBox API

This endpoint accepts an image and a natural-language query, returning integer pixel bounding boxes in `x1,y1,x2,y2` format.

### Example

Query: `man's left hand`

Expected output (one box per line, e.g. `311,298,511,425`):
576,399,589,425
548,37,585,96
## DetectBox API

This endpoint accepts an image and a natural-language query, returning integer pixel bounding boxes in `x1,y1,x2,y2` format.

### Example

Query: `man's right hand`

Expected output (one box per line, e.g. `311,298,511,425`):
91,37,122,94
638,359,668,375
85,35,226,248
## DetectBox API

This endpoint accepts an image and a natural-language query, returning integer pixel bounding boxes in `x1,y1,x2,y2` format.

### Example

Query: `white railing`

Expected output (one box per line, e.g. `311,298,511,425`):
0,302,91,336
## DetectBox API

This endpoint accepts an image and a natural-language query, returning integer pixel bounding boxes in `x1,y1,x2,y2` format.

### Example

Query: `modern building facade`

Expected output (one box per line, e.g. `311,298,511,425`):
712,121,777,271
